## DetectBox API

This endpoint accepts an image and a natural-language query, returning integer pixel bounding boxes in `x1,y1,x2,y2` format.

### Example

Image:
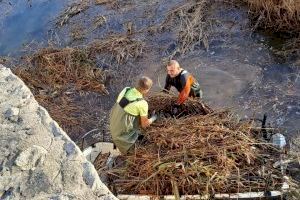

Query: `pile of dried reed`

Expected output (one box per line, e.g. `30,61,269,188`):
88,35,145,64
97,96,283,196
246,0,300,33
14,47,108,94
13,30,146,139
150,0,210,57
147,94,213,116
13,47,108,138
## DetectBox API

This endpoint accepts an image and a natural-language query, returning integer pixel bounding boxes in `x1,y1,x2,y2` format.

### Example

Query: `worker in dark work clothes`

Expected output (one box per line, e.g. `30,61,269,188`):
163,60,202,113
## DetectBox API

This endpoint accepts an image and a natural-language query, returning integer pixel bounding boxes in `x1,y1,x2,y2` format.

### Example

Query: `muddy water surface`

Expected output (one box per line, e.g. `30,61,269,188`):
143,2,300,138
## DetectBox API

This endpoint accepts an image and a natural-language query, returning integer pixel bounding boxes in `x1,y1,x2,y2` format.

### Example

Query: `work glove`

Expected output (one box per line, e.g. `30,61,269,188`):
149,111,158,124
149,114,157,124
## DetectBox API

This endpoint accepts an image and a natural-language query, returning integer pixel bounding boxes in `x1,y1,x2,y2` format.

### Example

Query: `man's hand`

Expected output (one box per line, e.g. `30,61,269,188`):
149,110,158,124
149,114,157,124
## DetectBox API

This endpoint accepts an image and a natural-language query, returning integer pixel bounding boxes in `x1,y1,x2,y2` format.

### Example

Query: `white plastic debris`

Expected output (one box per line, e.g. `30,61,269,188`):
281,176,289,191
82,146,93,157
271,133,286,149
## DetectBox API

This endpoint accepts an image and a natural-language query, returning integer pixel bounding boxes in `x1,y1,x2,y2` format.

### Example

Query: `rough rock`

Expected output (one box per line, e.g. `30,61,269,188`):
0,65,117,200
15,145,48,171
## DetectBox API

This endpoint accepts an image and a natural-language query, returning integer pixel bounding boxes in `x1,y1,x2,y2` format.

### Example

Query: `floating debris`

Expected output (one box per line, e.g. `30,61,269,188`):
58,1,90,26
95,0,113,5
155,0,211,56
70,25,87,41
93,15,107,30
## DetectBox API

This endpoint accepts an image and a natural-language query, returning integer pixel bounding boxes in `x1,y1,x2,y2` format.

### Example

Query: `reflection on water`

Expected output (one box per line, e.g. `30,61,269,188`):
0,0,67,56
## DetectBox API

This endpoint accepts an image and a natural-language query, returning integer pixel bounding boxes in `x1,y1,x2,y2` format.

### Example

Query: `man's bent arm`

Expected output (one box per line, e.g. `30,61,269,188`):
164,76,171,92
176,75,193,105
140,116,151,128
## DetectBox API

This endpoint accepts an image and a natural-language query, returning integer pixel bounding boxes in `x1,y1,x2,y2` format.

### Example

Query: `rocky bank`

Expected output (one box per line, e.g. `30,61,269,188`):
0,65,117,200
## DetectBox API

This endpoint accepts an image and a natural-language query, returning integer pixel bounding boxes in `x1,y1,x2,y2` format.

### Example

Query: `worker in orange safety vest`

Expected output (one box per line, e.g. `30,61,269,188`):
163,60,202,114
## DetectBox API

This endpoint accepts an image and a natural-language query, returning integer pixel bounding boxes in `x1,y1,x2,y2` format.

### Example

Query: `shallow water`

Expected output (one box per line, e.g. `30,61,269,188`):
0,0,68,55
0,0,299,140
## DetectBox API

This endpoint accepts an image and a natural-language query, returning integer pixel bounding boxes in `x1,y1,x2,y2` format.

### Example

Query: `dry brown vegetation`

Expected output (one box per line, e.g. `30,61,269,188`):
70,25,86,41
12,33,146,140
156,0,210,56
167,0,210,54
95,0,117,6
246,0,300,33
13,47,109,138
96,95,285,196
58,0,211,59
147,93,213,117
88,35,145,64
57,1,90,26
15,47,108,94
242,0,300,60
